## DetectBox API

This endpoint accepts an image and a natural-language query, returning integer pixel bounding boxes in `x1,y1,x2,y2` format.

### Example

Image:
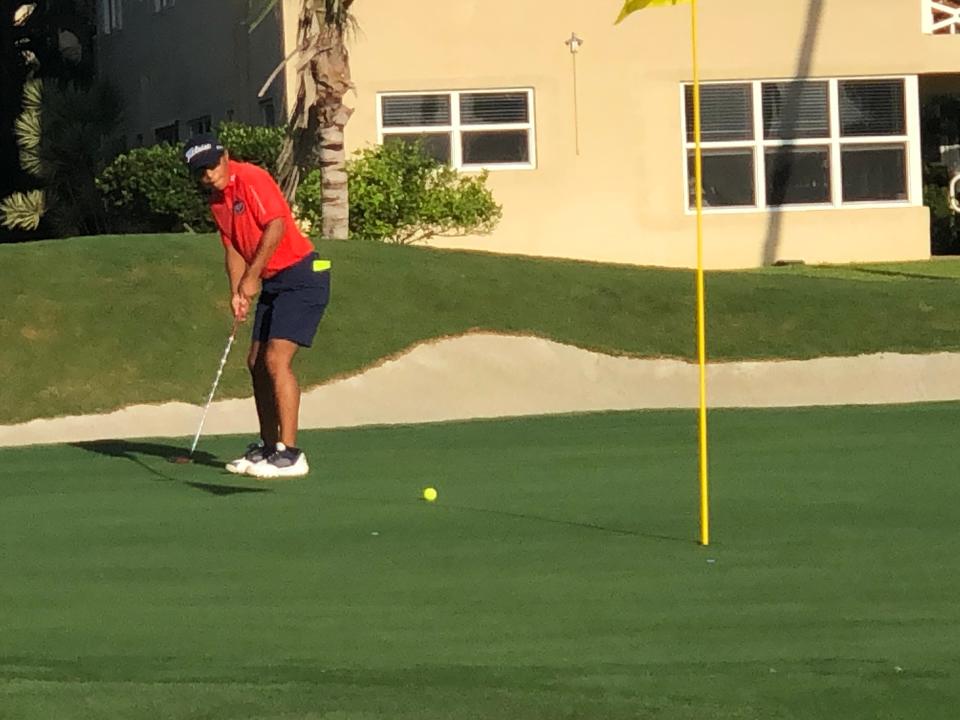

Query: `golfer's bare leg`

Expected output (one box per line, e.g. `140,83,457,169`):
264,338,301,448
248,341,280,446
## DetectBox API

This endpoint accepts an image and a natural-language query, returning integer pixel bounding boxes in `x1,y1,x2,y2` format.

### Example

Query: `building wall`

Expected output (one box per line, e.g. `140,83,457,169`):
322,0,960,268
97,0,285,148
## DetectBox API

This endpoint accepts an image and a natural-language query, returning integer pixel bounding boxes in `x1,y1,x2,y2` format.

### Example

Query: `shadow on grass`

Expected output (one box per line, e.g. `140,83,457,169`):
452,504,693,545
70,440,271,496
183,480,270,496
847,266,960,282
318,491,692,544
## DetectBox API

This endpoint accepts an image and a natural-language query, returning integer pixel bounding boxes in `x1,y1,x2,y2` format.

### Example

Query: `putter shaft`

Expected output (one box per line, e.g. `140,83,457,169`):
189,320,240,456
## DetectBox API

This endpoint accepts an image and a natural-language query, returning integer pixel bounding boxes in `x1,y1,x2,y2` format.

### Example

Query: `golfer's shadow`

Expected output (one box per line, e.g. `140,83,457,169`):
71,440,271,496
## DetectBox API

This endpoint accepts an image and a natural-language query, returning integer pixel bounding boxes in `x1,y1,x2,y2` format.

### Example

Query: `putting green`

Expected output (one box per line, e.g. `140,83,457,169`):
1,405,958,719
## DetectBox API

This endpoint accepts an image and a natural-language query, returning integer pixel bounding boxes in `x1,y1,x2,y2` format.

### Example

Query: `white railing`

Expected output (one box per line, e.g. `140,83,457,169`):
924,0,960,34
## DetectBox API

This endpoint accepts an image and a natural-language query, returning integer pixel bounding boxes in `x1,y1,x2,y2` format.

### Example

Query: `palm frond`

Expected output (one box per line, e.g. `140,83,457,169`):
18,146,43,177
14,109,41,150
15,80,42,143
247,0,278,33
301,0,358,37
21,79,43,110
0,190,47,231
14,92,43,177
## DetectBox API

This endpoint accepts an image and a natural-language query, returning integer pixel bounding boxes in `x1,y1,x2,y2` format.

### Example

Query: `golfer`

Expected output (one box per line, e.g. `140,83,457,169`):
183,132,329,479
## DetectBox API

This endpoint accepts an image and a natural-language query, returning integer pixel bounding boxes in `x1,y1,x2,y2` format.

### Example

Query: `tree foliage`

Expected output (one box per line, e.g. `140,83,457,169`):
1,0,97,238
96,144,213,233
330,140,502,244
1,78,123,236
0,190,46,231
217,121,284,173
96,121,286,233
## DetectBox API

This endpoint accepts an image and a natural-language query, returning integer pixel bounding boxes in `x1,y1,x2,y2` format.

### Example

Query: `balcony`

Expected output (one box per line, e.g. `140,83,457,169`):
925,0,960,34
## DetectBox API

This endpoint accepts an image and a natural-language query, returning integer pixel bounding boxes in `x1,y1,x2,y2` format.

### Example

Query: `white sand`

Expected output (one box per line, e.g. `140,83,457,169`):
3,333,960,448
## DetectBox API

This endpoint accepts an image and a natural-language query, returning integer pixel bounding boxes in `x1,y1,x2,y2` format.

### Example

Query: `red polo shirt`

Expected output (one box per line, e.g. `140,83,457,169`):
209,160,313,277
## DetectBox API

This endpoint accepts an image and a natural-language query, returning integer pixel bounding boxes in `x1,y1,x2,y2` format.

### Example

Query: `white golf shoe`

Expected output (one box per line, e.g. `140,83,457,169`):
246,442,309,479
225,442,272,475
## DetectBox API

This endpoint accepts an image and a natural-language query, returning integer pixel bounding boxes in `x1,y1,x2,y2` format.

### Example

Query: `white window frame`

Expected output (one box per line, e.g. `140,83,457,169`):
376,88,537,171
680,75,921,215
923,0,960,34
100,0,122,34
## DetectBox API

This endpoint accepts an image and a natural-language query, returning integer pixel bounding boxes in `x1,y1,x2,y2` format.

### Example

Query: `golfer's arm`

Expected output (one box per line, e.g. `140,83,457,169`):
224,244,246,294
245,218,285,279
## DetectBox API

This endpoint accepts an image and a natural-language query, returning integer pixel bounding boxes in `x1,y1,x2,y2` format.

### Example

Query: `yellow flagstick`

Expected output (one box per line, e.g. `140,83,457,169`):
690,0,710,547
616,0,709,545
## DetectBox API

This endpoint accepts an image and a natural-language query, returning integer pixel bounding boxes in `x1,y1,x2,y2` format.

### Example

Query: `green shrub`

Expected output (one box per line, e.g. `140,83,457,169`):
95,121,284,233
344,141,501,244
217,121,284,172
295,168,324,231
96,144,212,233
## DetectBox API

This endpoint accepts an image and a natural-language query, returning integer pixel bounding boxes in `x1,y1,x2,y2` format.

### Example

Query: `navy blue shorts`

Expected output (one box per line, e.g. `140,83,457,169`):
252,252,330,348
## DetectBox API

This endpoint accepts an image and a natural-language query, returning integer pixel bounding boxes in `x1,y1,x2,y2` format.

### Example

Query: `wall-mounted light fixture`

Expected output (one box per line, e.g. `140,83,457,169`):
564,33,583,155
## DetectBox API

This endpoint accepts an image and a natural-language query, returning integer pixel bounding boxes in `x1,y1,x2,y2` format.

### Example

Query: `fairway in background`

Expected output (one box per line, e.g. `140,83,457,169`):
1,404,959,719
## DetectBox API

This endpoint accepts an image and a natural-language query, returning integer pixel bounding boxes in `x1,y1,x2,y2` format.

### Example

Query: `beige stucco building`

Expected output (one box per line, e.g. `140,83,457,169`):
100,0,960,268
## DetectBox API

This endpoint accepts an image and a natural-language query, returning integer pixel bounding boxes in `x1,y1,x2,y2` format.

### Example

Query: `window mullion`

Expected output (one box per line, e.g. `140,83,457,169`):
460,123,530,132
451,92,462,168
382,125,453,134
904,74,922,205
829,78,842,207
836,135,909,145
526,88,537,168
753,82,766,209
689,140,757,150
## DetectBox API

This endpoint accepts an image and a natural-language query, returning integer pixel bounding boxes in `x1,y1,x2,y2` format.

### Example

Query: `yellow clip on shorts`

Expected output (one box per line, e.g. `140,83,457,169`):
253,252,330,348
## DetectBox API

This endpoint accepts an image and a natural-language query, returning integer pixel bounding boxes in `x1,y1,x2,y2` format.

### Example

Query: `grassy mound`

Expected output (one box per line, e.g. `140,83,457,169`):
3,234,960,424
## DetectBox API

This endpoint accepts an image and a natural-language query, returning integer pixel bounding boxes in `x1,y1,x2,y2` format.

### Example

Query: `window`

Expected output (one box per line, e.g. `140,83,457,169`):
187,116,211,136
683,77,913,210
688,149,755,207
100,0,122,33
154,0,175,11
378,89,536,170
154,122,179,145
259,98,276,127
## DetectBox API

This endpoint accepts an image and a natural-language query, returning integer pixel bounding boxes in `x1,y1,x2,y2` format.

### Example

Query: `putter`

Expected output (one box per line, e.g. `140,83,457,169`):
169,317,241,464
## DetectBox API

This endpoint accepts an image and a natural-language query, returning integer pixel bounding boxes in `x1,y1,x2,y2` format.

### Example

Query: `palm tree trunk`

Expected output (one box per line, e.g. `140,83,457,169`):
276,3,354,240
318,104,352,239
244,3,358,240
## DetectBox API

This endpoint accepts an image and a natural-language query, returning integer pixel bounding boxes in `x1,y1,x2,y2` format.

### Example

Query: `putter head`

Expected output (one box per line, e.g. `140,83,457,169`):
168,455,193,464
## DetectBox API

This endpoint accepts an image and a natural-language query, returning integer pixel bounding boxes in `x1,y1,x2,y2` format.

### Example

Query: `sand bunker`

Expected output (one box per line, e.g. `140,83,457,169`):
3,333,960,448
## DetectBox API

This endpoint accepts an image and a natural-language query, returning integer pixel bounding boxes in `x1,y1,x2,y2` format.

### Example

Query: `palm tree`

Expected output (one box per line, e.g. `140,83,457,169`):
1,0,101,237
252,0,356,240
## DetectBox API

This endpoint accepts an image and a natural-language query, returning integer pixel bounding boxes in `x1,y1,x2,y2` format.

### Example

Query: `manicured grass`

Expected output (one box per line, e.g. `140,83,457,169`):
4,234,960,424
1,406,959,719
